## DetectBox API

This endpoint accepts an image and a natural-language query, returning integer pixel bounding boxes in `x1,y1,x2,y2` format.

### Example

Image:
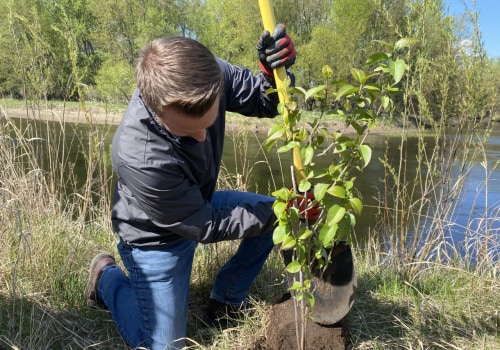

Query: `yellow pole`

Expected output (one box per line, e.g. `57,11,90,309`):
258,0,289,105
258,0,306,182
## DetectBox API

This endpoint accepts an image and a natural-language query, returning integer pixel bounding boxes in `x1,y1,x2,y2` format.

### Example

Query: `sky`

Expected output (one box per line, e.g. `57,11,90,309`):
445,0,500,58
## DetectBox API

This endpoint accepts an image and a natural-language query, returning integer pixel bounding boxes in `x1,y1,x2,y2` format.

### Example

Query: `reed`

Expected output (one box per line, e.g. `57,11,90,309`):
372,31,499,280
0,103,498,349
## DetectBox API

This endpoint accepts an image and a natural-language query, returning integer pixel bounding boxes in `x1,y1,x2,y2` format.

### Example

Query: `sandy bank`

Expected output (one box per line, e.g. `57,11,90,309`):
1,105,400,135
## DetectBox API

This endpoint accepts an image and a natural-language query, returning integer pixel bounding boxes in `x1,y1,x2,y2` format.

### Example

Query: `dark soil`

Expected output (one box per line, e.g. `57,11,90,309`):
261,298,350,350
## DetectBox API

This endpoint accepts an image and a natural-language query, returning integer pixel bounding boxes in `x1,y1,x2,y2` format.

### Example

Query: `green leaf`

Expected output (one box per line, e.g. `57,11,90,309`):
315,246,325,259
277,141,300,153
375,65,389,74
381,95,390,110
318,127,330,141
272,187,291,200
351,121,365,135
335,84,357,100
273,201,288,219
281,235,296,250
286,261,302,274
349,213,356,227
384,84,399,92
313,183,329,201
344,180,354,190
277,103,285,115
394,38,419,50
333,140,347,153
389,58,406,85
337,217,352,241
289,86,307,96
298,179,311,193
327,185,346,198
289,280,303,291
359,144,372,168
303,145,314,165
322,65,334,78
265,87,278,95
266,124,285,143
287,101,298,111
318,223,338,246
365,52,390,65
326,205,346,225
264,141,274,154
313,134,325,147
349,197,363,215
351,68,365,83
365,83,381,93
296,244,307,261
305,291,315,308
296,126,308,142
305,85,325,101
356,108,375,121
288,206,300,222
273,225,287,244
298,228,313,241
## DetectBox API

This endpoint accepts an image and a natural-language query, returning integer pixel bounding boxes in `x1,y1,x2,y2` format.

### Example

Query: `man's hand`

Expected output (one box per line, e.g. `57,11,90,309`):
257,23,296,78
288,190,321,221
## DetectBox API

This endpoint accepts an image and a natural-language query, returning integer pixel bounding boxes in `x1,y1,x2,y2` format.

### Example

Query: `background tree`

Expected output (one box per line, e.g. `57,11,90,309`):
5,0,56,103
191,0,261,70
0,0,496,117
273,0,331,42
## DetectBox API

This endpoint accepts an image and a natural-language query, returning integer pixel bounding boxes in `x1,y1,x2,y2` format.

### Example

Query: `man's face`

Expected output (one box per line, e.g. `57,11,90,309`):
158,98,219,142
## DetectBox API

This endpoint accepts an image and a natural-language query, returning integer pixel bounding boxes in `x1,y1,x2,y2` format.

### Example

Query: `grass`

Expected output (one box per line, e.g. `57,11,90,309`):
350,242,500,349
1,103,499,349
2,215,498,349
0,97,126,111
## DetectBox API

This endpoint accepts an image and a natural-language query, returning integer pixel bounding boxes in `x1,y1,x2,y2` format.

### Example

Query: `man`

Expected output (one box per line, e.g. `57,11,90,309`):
85,24,296,350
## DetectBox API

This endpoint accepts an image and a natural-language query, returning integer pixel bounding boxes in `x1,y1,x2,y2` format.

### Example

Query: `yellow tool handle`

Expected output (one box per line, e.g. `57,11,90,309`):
258,0,306,183
258,0,288,104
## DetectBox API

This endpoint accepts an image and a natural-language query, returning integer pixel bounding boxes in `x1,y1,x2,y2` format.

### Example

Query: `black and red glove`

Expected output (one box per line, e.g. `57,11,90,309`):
256,23,296,78
288,190,321,221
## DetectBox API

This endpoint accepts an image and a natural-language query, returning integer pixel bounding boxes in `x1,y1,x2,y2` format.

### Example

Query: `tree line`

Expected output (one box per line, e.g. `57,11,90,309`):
0,0,498,122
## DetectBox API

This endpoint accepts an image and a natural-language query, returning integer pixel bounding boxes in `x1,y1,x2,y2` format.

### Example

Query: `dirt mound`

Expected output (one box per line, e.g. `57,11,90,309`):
263,298,350,350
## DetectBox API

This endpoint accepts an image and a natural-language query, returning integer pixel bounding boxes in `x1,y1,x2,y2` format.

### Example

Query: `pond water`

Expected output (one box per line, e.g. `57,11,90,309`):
4,117,500,259
224,124,500,247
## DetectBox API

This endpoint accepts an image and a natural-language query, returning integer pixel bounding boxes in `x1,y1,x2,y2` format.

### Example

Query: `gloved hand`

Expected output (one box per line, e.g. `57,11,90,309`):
256,23,296,78
288,190,321,221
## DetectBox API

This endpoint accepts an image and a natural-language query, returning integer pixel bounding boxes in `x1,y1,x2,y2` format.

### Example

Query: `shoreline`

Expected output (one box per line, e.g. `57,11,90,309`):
1,105,407,135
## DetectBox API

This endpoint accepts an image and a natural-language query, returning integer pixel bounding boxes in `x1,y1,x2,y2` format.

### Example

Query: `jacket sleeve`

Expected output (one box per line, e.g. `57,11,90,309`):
115,160,276,244
217,58,281,118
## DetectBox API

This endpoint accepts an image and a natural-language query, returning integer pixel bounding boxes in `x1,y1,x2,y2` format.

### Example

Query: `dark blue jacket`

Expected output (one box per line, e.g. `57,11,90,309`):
111,58,280,246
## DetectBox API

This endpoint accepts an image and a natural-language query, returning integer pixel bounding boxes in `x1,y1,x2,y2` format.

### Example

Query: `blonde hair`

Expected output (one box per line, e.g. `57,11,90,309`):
135,36,223,118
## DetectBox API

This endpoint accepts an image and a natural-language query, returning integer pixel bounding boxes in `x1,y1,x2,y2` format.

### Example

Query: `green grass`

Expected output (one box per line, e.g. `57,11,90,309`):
2,217,499,349
0,97,126,110
350,246,500,349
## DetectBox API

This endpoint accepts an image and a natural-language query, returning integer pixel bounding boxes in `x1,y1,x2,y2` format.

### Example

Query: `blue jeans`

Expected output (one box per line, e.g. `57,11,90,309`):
98,190,275,349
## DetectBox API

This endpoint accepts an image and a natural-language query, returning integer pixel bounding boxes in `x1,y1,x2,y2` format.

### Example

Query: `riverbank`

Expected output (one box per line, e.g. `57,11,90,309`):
0,105,123,125
0,104,408,135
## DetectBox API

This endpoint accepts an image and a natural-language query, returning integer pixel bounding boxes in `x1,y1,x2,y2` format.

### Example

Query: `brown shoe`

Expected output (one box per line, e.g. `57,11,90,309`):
86,253,116,307
203,299,254,329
